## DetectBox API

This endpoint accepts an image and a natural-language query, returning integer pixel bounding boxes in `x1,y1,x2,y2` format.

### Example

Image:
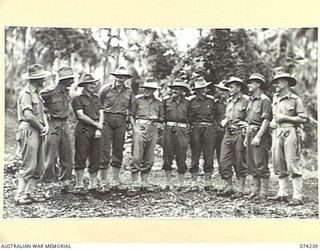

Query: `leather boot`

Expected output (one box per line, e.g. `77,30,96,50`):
177,173,186,192
126,172,140,196
98,168,110,192
189,173,199,192
258,177,269,199
74,169,85,192
218,177,235,197
268,177,289,202
15,178,33,205
111,167,126,192
141,172,153,192
247,177,261,200
163,170,172,191
289,177,303,206
88,171,98,191
230,176,246,199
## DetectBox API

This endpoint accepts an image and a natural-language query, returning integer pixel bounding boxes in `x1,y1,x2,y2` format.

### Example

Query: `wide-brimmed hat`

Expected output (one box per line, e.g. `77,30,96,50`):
140,78,161,89
22,64,51,79
78,73,99,87
225,76,246,89
270,72,297,87
57,67,79,81
111,66,132,78
246,73,268,89
193,77,211,90
214,79,229,91
169,79,190,92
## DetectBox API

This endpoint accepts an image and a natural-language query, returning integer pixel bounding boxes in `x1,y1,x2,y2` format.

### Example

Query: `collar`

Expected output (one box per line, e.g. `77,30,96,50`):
231,93,243,102
27,83,38,93
112,82,127,91
275,92,293,102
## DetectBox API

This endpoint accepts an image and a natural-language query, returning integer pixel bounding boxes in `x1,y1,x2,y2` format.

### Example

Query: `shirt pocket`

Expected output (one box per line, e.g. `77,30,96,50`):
285,104,295,116
236,105,247,119
150,104,160,117
51,96,64,112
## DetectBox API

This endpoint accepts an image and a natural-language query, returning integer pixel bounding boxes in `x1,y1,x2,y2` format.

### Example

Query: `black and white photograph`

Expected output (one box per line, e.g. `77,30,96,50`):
3,27,318,219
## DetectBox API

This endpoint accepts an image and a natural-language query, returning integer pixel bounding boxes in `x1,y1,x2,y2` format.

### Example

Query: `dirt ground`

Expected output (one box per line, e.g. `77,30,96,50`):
3,111,319,219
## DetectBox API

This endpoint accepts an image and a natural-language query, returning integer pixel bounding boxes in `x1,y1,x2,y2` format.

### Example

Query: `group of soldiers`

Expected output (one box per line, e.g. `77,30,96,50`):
15,63,307,208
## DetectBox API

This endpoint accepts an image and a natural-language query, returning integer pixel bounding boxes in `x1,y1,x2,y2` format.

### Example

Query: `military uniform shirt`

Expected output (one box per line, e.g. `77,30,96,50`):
17,83,44,124
247,93,272,125
100,84,134,115
225,94,249,121
272,92,307,120
40,84,70,119
129,95,164,121
72,90,102,121
163,96,189,123
188,94,216,123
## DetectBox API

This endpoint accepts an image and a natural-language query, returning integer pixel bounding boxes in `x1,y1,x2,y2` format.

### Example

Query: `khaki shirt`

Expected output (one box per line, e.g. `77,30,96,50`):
17,83,44,124
100,84,134,115
40,84,70,119
130,95,164,121
272,92,307,120
247,93,272,125
225,94,249,122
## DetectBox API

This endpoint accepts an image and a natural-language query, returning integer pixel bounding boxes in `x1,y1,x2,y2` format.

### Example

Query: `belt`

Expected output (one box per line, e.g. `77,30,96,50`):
278,123,295,128
192,122,214,127
166,121,188,128
135,119,154,125
50,117,68,122
249,124,261,132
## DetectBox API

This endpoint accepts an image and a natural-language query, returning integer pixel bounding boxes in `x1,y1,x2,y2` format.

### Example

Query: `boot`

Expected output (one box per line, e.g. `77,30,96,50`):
163,170,172,191
230,176,246,199
204,173,216,192
268,176,289,202
74,169,85,192
218,177,235,197
98,168,110,193
140,172,153,192
127,172,140,196
289,177,303,206
258,177,269,200
247,177,261,200
25,178,46,202
15,178,33,205
88,171,98,191
111,167,126,192
177,173,186,192
189,173,199,192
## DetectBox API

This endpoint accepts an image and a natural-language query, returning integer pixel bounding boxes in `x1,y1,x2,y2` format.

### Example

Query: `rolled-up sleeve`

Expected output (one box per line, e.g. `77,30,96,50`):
20,93,33,113
72,96,83,112
296,98,308,118
261,98,272,120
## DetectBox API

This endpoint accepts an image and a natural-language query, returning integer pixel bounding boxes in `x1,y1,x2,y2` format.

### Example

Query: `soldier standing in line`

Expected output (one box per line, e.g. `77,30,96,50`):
212,80,229,175
188,77,218,192
162,79,190,191
267,72,307,206
244,73,272,200
15,64,50,205
218,77,249,198
72,73,104,193
40,67,78,197
127,78,164,195
99,66,134,193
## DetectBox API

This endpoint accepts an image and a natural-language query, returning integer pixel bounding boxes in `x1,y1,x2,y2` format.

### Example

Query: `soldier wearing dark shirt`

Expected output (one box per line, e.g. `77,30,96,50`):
244,73,272,200
72,73,104,192
40,67,78,196
187,77,218,192
162,79,190,191
128,78,164,195
99,66,134,192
